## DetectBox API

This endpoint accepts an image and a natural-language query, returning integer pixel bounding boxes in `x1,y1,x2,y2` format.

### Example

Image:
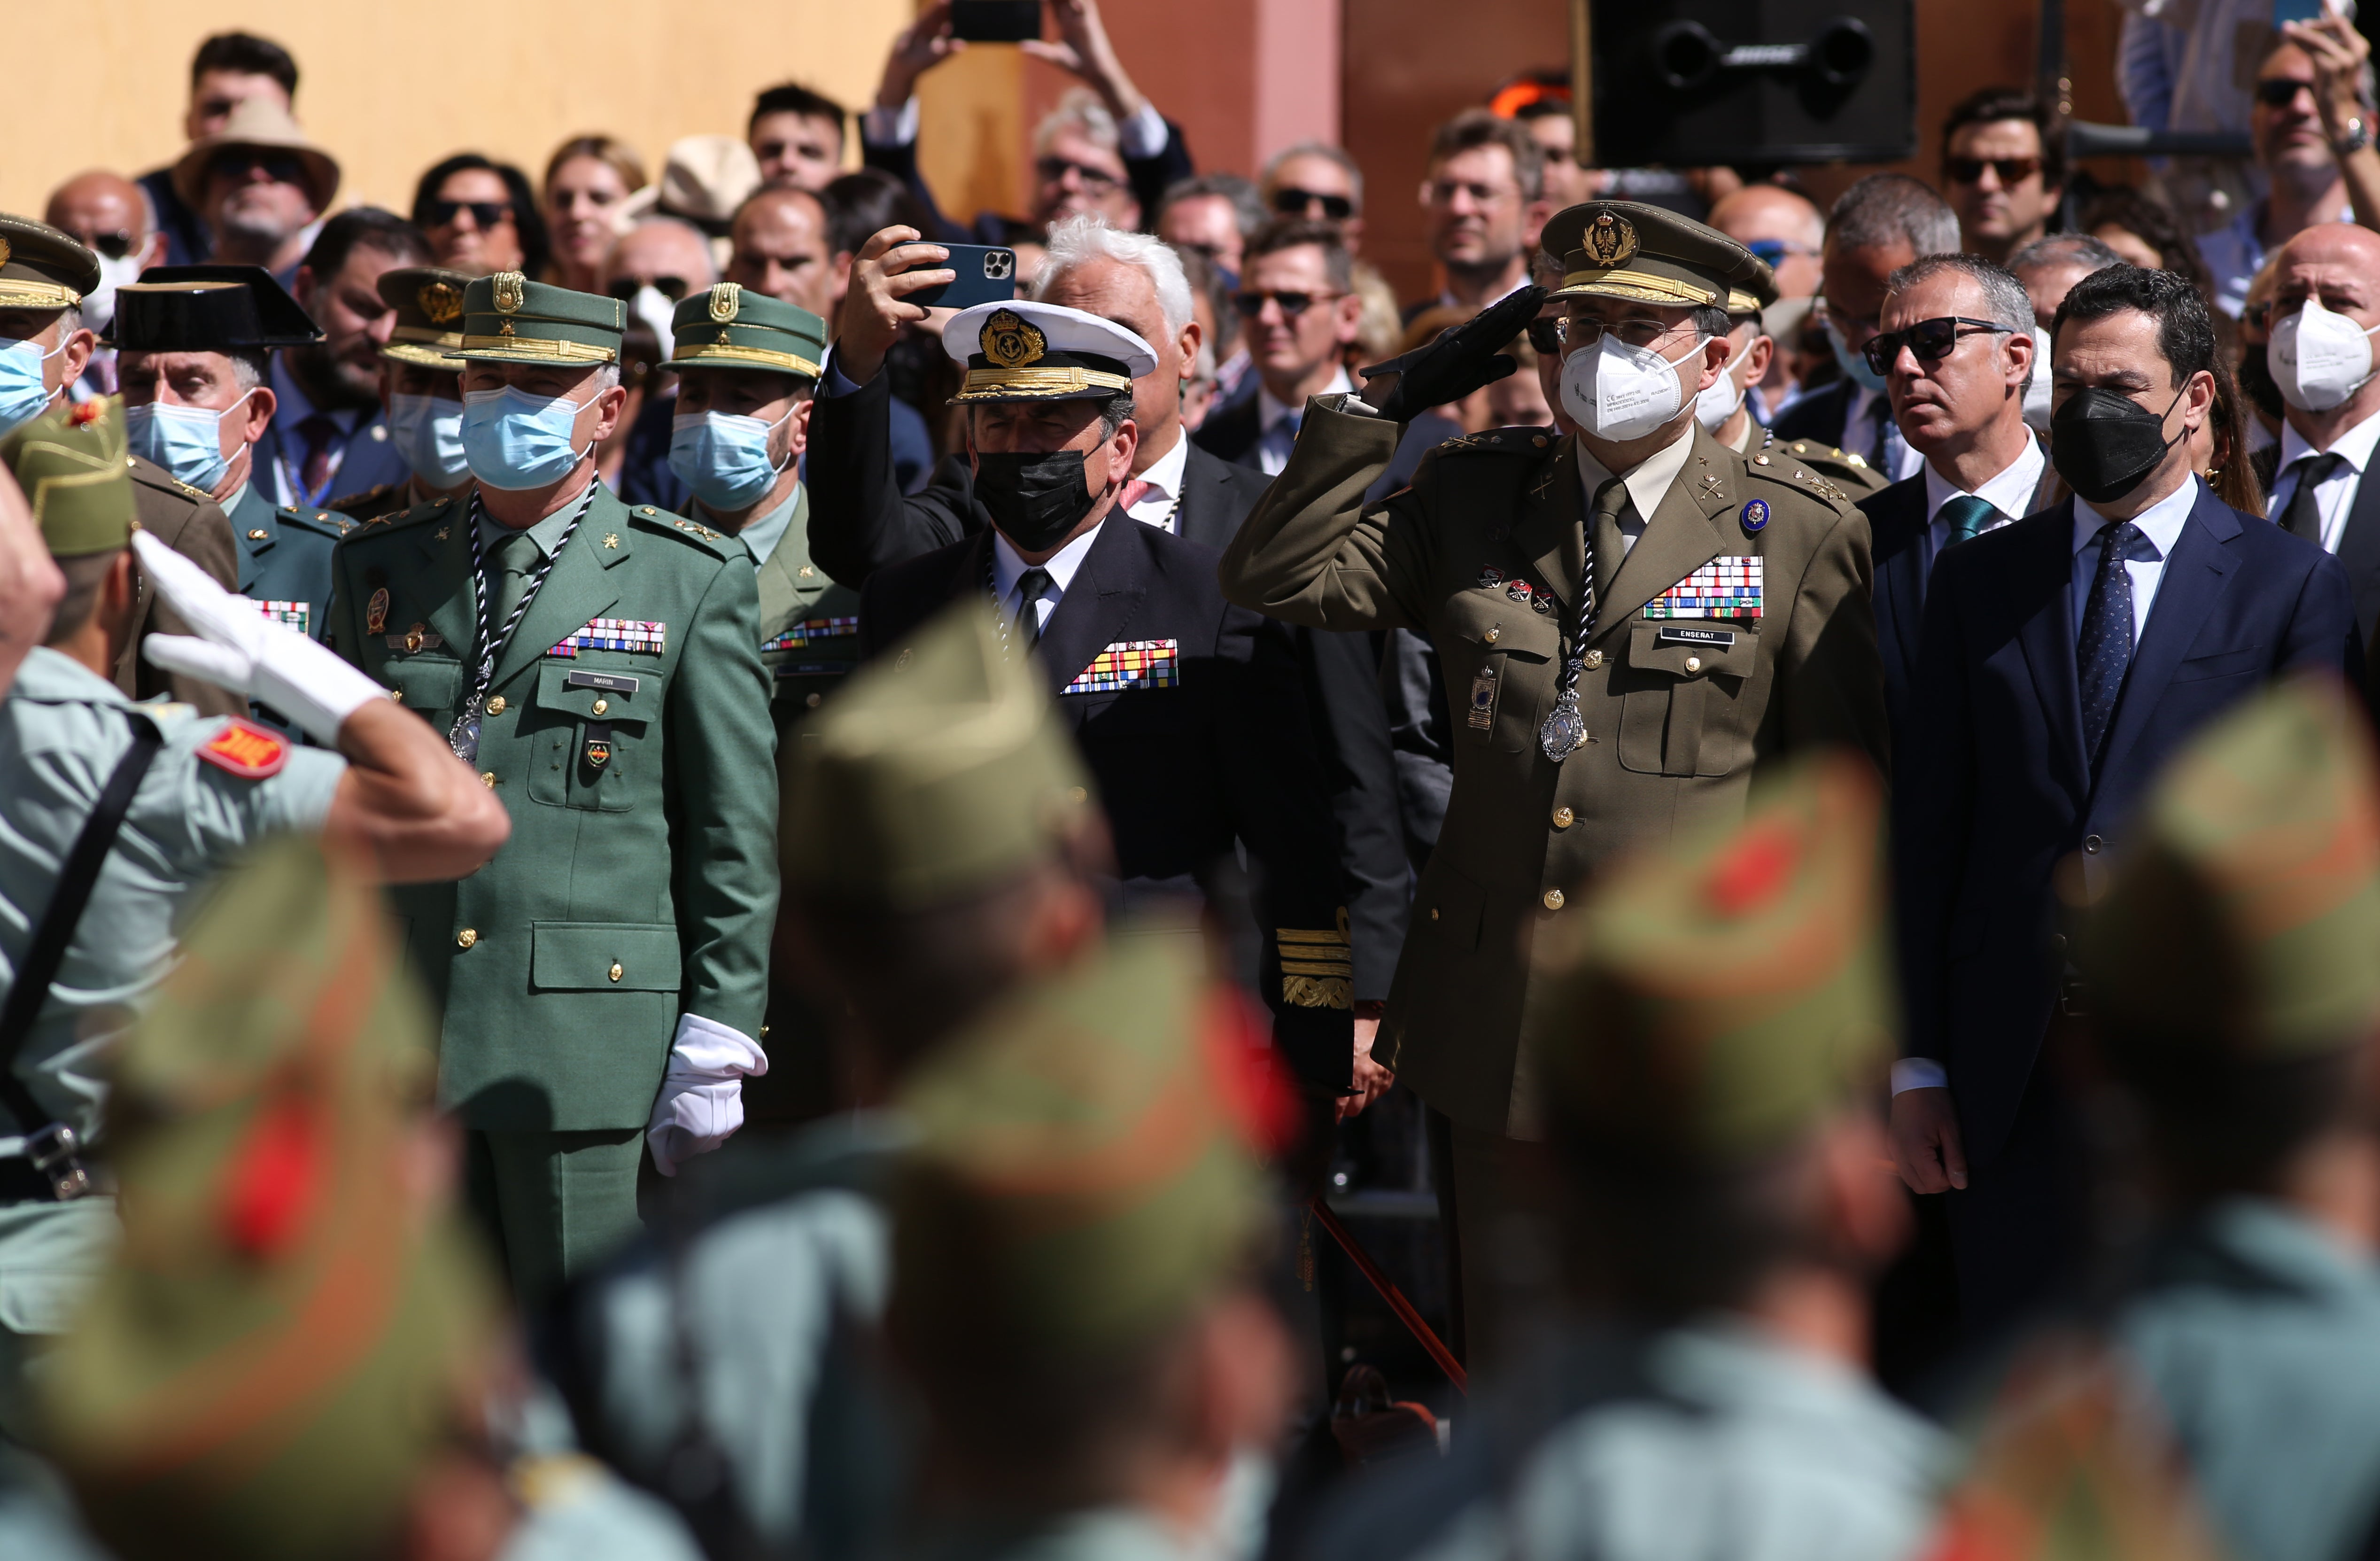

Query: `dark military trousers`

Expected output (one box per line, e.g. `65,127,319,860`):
463,1128,645,1305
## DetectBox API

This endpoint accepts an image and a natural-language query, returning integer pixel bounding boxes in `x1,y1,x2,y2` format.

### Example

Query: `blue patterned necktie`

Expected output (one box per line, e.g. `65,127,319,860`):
1937,494,1998,546
2077,520,2159,767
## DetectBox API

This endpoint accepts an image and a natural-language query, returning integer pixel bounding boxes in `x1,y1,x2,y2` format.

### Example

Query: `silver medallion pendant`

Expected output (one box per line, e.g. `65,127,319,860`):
1539,695,1588,762
449,694,483,764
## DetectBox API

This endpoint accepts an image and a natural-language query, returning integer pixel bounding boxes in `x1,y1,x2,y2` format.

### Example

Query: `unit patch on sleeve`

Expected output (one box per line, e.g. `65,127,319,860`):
548,619,668,657
1641,557,1763,620
1059,639,1180,695
194,716,291,779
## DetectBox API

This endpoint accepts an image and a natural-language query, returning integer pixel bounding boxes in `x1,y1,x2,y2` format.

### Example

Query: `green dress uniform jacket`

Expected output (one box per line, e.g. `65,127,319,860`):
325,487,778,1134
686,485,865,726
226,480,349,641
1217,403,1888,1133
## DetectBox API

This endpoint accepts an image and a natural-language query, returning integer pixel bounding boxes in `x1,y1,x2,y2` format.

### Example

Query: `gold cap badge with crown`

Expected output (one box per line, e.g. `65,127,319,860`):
982,309,1047,370
1583,211,1640,268
418,281,462,326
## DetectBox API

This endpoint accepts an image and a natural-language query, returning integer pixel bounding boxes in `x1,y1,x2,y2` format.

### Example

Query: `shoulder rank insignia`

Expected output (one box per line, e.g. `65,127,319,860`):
195,716,290,779
1793,468,1850,503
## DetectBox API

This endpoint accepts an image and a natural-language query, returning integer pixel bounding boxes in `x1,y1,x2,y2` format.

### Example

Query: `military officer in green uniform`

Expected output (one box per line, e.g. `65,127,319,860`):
40,833,703,1561
1319,754,1947,1561
0,213,246,717
329,264,476,526
0,398,506,1436
325,271,779,1303
660,281,863,726
110,265,352,645
1937,677,2380,1561
1691,255,1889,496
1217,200,1889,1363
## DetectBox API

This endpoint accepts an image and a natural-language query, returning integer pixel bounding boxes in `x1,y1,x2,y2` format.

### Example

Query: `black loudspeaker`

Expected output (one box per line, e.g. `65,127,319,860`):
1586,0,1916,167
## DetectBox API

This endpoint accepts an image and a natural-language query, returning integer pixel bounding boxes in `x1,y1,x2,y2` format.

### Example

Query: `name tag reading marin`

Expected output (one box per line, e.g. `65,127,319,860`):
1642,557,1763,621
549,618,667,657
1061,639,1179,695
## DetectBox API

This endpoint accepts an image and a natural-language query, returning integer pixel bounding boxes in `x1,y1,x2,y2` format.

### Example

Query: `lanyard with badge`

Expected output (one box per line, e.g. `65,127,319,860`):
450,480,598,763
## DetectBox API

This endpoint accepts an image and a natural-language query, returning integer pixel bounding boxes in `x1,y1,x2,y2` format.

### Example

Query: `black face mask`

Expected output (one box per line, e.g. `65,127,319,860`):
2236,342,2287,421
2049,387,2186,506
974,450,1101,553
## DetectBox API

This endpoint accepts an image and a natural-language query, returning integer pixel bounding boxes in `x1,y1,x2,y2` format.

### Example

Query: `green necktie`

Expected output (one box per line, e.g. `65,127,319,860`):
488,527,543,629
1938,494,1998,546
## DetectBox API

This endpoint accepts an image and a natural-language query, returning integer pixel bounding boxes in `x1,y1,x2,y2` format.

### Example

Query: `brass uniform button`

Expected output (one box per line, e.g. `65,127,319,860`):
1067,786,1088,804
480,772,497,787
389,687,404,703
1483,624,1501,645
1685,655,1702,673
805,692,822,708
1582,649,1605,670
1542,888,1565,910
485,696,505,716
1753,454,1771,466
1552,806,1574,828
1429,907,1441,921
456,928,478,949
591,698,609,715
608,962,624,983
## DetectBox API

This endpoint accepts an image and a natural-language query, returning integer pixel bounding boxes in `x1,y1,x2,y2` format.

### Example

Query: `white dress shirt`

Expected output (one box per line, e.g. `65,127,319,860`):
1573,423,1698,556
992,519,1103,637
1842,385,1926,483
1126,427,1189,531
2071,474,2201,645
2269,404,2380,553
1921,436,2047,555
1257,366,1351,475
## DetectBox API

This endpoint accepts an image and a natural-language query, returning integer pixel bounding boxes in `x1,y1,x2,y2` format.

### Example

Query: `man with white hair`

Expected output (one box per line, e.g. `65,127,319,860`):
859,0,1190,240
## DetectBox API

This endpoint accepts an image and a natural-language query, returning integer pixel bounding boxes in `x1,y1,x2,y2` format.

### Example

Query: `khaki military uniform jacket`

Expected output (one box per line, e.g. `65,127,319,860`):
1218,402,1887,1133
117,455,243,717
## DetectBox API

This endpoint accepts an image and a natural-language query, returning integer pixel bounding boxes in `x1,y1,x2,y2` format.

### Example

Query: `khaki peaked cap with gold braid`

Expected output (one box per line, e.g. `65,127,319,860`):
0,212,100,311
444,271,624,366
374,264,472,370
1544,200,1774,315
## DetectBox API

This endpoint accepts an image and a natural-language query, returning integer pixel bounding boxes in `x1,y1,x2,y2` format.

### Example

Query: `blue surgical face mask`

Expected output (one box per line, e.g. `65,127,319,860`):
460,385,597,491
387,391,471,488
0,337,66,436
125,390,254,493
668,406,794,513
1828,318,1889,394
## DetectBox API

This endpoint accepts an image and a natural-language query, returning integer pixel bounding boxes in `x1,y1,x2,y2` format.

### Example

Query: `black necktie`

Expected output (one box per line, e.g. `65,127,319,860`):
2281,452,2345,540
2078,520,2157,767
1937,494,1998,547
1012,567,1052,648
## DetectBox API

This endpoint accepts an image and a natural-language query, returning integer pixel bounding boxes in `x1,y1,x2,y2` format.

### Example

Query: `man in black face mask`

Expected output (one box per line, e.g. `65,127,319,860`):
1893,262,2360,1345
854,298,1359,1113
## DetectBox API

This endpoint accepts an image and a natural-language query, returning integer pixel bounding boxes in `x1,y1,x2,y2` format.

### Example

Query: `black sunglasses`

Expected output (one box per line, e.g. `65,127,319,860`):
1233,288,1340,319
427,199,515,229
76,231,137,260
1860,315,2013,375
2255,76,2316,107
212,150,306,185
606,275,693,303
1035,156,1121,193
1944,155,2043,185
1271,186,1354,221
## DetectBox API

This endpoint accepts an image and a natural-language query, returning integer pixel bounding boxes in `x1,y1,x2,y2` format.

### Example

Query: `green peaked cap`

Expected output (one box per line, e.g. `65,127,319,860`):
782,599,1095,906
2081,674,2380,1060
1536,751,1893,1160
444,270,623,365
42,835,497,1561
1,396,134,557
892,936,1269,1358
667,282,826,380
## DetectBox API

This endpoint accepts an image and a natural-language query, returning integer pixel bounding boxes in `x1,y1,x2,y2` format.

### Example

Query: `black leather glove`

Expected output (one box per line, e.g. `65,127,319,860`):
1358,284,1549,424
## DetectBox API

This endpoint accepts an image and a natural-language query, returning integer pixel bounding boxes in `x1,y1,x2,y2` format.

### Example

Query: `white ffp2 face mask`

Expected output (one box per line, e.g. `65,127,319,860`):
2271,293,2380,413
1693,334,1756,432
1562,330,1706,443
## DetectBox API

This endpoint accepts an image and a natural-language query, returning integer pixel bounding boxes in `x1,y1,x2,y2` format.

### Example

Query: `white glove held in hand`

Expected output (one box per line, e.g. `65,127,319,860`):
647,1013,768,1176
132,530,385,744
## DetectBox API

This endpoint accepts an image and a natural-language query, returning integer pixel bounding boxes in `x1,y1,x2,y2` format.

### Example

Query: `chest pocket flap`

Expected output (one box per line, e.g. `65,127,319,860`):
1618,621,1761,777
1445,590,1560,660
530,922,682,991
384,656,463,717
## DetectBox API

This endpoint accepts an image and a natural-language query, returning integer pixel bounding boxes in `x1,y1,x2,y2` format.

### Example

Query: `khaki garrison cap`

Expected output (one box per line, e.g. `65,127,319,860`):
0,397,134,557
1543,200,1770,313
445,272,624,366
374,265,472,369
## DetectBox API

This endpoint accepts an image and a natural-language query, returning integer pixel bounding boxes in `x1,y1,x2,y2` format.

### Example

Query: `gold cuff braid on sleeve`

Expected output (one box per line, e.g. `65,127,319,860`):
1279,909,1353,1008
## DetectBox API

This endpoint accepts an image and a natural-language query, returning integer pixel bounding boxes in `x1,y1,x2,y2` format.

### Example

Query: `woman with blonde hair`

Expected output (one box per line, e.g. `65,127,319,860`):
543,134,646,292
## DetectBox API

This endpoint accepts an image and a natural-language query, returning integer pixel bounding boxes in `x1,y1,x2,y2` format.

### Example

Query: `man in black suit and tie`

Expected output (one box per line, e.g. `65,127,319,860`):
1774,174,1960,484
1858,252,2054,755
1894,265,2361,1339
851,297,1358,1102
2258,221,2380,645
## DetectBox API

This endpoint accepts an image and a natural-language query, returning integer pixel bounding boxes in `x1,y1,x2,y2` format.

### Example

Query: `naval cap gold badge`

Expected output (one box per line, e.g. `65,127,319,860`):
981,309,1047,369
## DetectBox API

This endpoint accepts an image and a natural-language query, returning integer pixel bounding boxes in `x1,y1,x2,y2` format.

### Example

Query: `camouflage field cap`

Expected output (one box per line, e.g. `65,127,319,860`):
1,396,134,557
1542,200,1768,312
782,600,1096,907
43,836,498,1561
891,937,1272,1358
1536,751,1892,1160
667,283,826,381
374,264,472,370
445,271,624,366
2081,675,2380,1061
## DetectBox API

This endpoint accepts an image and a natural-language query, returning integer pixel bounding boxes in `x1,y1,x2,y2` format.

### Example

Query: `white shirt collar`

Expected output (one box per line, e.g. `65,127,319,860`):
2073,473,2200,559
2278,401,2380,476
1575,421,1699,523
1921,436,2047,524
992,517,1104,604
1133,426,1189,503
1259,365,1351,433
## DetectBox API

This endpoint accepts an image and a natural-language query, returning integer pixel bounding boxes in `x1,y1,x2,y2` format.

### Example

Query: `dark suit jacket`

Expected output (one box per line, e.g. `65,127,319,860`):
1772,379,1857,449
2255,435,2380,646
1860,476,1929,760
1896,484,2361,1165
1191,391,1462,506
857,519,1355,1089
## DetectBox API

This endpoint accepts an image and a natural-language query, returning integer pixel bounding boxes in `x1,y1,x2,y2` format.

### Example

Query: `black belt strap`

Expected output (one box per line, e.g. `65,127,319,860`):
0,711,162,1199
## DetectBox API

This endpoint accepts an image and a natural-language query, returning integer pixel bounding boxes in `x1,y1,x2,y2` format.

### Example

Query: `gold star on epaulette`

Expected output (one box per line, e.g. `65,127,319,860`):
1791,468,1849,503
603,533,620,549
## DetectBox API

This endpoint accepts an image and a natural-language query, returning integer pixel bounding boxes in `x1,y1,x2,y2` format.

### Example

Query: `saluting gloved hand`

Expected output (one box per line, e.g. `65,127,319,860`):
132,530,386,745
1358,283,1548,424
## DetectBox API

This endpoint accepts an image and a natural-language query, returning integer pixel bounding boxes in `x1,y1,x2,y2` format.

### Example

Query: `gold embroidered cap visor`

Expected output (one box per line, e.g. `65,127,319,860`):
1543,200,1768,313
375,264,471,370
665,283,827,381
940,299,1158,403
443,272,624,365
0,213,100,311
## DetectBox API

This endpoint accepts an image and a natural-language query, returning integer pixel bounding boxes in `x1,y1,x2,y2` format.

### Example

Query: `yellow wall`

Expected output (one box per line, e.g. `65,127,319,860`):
5,0,915,218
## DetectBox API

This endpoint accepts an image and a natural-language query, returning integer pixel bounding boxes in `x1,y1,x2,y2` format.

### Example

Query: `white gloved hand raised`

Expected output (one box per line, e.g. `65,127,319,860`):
132,529,387,744
646,1013,768,1176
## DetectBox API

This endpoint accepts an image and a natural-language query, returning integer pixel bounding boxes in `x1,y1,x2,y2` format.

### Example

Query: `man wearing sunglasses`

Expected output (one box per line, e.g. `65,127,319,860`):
1219,200,1888,1365
1939,88,2066,267
2197,31,2364,318
168,96,338,289
1261,143,1367,255
135,32,299,269
1195,219,1367,475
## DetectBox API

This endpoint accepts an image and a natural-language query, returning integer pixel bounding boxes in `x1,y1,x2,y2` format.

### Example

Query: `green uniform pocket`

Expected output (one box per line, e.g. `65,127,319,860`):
528,922,683,991
527,661,652,810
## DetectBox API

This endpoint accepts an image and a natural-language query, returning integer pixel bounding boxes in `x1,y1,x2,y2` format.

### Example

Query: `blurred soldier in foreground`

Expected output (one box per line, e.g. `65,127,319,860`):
40,833,703,1561
556,603,1109,1559
1932,676,2380,1561
1320,753,1946,1561
889,936,1296,1561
